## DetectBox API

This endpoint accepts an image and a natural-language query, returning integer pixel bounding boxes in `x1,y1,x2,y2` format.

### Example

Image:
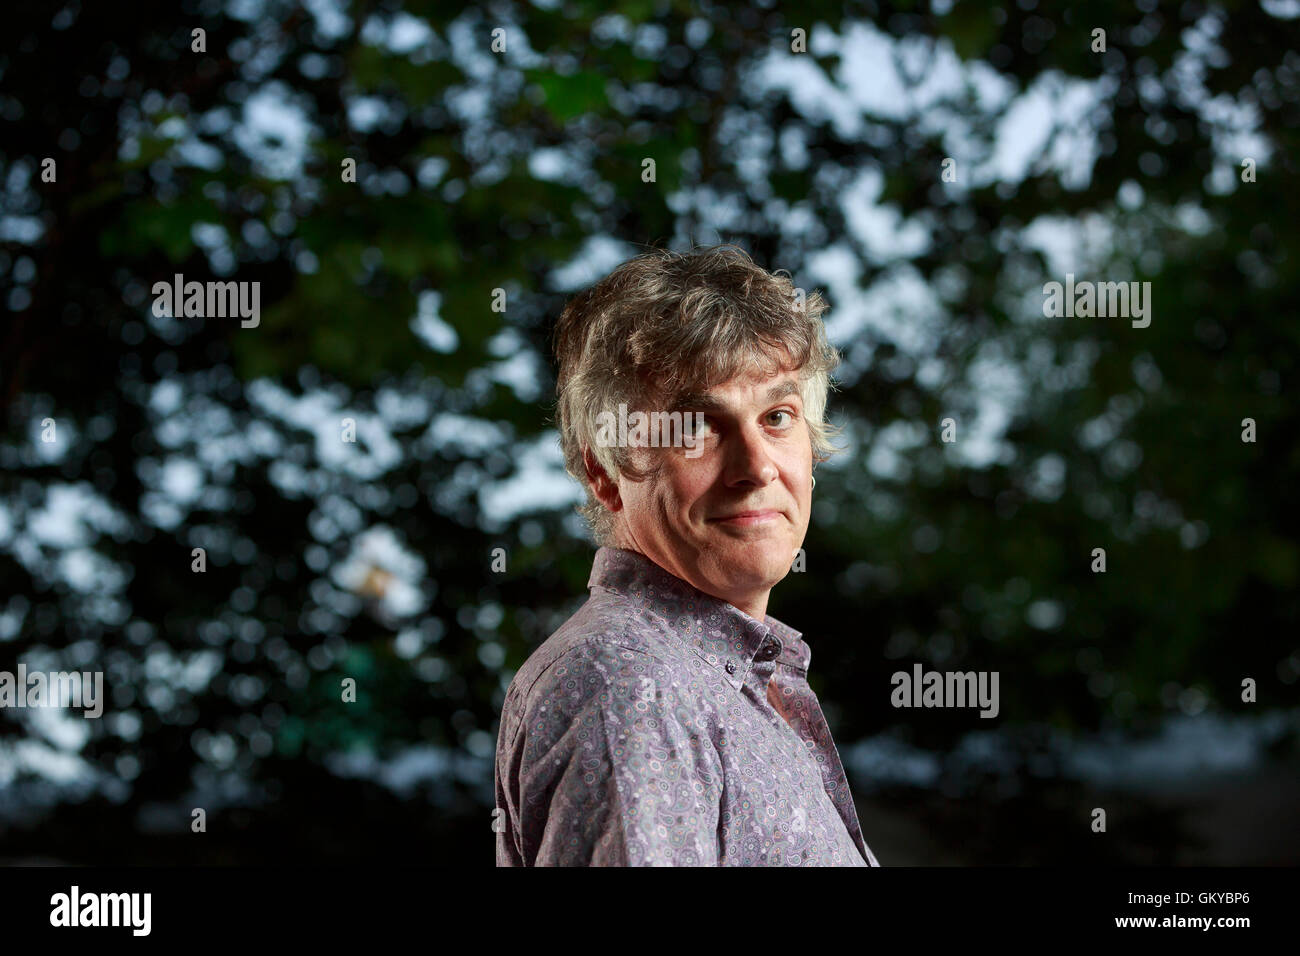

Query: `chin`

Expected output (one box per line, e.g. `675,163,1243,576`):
708,544,789,587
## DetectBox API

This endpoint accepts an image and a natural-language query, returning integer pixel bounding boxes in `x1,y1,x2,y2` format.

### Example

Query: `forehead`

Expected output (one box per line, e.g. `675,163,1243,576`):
667,372,802,409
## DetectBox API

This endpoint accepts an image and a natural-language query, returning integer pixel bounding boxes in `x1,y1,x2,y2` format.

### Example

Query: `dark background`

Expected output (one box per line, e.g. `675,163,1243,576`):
1,0,1298,865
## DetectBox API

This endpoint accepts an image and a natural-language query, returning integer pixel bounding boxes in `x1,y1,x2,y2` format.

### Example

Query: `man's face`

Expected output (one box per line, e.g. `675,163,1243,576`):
606,369,814,620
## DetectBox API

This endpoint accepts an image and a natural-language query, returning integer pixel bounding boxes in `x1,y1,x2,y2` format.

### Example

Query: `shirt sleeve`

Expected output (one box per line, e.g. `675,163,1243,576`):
497,641,724,866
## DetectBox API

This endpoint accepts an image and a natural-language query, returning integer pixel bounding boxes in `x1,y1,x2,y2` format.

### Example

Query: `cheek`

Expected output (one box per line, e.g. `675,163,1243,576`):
788,456,814,515
660,462,714,512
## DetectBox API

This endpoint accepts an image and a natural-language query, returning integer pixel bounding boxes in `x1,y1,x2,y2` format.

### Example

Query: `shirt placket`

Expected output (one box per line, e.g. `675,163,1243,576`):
768,667,873,864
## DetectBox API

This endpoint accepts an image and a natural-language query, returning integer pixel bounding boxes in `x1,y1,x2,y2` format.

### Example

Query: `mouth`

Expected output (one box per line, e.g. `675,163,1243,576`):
707,509,783,526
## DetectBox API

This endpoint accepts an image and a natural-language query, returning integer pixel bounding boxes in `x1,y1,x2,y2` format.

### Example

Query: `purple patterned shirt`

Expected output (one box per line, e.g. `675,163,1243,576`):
494,546,880,866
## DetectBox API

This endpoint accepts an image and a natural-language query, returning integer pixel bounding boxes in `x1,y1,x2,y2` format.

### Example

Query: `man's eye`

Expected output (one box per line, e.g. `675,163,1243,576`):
767,410,794,427
683,416,713,437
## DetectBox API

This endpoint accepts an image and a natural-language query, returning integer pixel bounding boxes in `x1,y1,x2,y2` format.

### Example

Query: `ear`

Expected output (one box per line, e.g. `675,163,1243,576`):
583,447,622,513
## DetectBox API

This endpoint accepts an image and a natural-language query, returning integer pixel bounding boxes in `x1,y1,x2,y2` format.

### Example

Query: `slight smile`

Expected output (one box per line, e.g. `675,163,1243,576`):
708,510,782,526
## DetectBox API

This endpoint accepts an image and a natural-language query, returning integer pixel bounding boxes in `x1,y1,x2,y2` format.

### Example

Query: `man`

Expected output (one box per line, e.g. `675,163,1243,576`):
494,244,879,866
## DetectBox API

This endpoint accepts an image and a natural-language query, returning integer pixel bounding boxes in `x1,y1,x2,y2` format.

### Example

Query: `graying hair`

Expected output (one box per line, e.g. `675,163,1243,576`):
552,243,841,545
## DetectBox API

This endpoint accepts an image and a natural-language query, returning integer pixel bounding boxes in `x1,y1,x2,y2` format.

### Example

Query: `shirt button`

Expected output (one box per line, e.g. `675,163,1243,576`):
755,638,783,662
725,661,737,675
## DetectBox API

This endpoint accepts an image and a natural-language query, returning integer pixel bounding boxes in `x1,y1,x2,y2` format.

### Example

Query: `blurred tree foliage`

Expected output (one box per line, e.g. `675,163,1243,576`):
0,0,1297,863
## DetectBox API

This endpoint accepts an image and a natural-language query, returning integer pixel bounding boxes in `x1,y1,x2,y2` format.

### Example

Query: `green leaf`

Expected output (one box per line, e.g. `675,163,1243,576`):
525,68,608,122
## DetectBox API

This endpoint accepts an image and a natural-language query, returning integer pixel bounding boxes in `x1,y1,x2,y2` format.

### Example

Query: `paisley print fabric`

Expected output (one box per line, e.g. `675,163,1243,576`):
494,546,880,867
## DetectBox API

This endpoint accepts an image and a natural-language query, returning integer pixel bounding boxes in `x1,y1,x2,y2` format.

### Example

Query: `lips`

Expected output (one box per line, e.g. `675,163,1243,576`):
708,509,782,525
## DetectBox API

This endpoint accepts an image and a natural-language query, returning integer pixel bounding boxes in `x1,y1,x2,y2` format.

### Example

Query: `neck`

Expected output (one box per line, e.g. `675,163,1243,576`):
608,541,770,622
732,593,768,622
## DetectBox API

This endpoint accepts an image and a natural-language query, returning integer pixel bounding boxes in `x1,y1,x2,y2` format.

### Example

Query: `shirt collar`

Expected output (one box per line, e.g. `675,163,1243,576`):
587,546,811,688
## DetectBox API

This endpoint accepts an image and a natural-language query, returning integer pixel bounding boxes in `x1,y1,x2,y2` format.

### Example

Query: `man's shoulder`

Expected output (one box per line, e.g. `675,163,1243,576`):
499,590,708,731
511,595,674,694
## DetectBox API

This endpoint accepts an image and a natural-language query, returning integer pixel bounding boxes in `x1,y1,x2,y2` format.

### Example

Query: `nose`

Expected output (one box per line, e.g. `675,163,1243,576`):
722,422,778,488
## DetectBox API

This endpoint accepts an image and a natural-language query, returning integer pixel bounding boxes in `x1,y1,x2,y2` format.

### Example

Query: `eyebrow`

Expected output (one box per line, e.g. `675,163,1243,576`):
669,379,801,412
